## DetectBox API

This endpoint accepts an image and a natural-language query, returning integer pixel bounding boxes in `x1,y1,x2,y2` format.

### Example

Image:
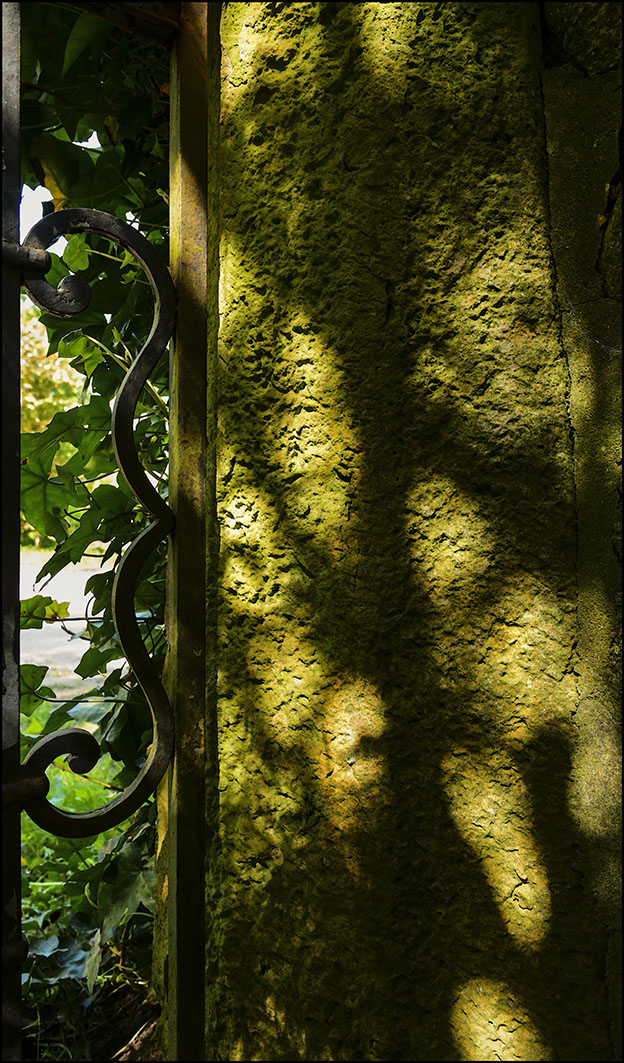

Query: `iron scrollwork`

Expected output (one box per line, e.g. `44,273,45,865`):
18,208,175,837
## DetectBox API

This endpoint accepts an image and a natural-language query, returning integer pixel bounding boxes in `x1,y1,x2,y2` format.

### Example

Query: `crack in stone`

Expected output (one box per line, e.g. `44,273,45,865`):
595,127,622,298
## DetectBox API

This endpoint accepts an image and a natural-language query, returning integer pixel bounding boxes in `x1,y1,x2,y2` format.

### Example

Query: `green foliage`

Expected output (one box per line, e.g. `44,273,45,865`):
21,2,170,215
21,790,157,1061
20,595,70,629
20,300,83,435
20,664,57,718
19,3,170,1056
20,299,83,549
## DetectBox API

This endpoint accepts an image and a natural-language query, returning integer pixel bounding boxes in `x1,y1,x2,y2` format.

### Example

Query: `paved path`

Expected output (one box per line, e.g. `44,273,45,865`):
20,550,119,699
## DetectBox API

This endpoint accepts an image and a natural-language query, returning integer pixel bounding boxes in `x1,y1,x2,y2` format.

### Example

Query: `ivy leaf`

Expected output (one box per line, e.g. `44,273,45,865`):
99,847,146,941
41,252,70,289
62,233,91,272
19,596,52,629
28,933,60,958
20,435,79,542
84,929,102,994
35,508,102,583
59,507,101,562
76,645,123,680
91,483,131,516
61,337,108,384
20,664,55,716
24,397,107,457
49,941,91,983
135,868,155,912
57,334,87,360
46,599,71,622
67,700,115,729
102,699,151,768
54,463,77,491
39,702,79,737
84,572,113,614
61,13,112,79
28,132,82,209
20,595,70,629
25,397,111,475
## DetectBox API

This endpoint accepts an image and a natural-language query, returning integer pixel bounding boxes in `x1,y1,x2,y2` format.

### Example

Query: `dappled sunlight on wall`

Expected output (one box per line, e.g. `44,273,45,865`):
568,724,622,839
313,679,388,885
441,749,551,950
567,712,622,914
207,2,618,1060
451,978,550,1061
355,2,422,100
219,239,362,553
406,474,494,602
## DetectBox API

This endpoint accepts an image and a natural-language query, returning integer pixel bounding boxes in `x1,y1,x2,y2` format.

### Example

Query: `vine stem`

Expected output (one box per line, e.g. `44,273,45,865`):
20,206,175,837
55,762,121,791
87,336,169,416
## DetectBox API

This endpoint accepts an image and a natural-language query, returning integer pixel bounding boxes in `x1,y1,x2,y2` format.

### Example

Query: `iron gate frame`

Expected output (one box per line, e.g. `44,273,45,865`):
1,4,213,1058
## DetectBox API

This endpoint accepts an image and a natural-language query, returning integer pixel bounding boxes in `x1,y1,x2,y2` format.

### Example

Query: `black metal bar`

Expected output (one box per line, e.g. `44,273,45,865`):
2,3,23,1056
19,207,176,838
2,777,49,806
3,8,178,1052
2,240,51,273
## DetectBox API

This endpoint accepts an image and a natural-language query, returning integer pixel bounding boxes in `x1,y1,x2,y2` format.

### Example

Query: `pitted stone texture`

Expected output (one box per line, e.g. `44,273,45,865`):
542,18,622,1056
543,1,622,75
210,3,610,1060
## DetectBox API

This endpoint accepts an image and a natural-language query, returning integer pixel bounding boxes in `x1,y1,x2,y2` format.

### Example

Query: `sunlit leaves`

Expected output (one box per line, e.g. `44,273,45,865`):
19,4,169,1049
20,434,85,542
26,395,111,463
20,300,83,435
20,595,70,629
20,664,56,716
62,232,91,272
28,131,89,210
58,333,105,377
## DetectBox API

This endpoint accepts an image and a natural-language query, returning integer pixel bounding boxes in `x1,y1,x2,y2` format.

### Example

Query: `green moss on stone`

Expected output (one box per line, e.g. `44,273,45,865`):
202,3,618,1060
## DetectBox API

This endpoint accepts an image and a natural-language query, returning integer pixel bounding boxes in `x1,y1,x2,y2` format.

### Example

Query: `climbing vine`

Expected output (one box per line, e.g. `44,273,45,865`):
19,4,170,1055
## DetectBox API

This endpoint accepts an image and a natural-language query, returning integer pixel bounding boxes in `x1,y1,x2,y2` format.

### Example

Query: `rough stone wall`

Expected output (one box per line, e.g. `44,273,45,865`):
541,3,622,1056
205,3,621,1060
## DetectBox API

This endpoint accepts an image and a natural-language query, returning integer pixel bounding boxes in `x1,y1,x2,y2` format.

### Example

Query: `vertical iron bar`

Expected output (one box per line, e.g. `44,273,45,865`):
2,3,23,1060
162,3,218,1058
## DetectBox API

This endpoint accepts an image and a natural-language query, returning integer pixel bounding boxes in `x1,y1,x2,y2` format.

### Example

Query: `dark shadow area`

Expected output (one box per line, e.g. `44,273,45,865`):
211,2,618,1060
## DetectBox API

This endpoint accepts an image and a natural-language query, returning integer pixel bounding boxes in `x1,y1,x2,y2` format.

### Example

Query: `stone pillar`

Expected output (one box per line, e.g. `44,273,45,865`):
542,3,622,1056
196,3,620,1059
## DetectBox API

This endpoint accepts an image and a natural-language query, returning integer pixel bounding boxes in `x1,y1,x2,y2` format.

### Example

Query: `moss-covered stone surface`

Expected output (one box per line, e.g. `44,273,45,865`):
542,4,622,1056
190,3,621,1059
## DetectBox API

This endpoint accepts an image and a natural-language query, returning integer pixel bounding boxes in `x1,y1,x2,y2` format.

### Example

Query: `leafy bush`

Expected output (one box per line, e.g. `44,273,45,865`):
19,4,171,1057
21,792,156,1061
20,299,83,548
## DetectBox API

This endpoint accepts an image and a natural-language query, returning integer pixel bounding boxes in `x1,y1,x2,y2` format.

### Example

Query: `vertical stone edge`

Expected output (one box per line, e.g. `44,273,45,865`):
204,2,222,1060
539,7,622,1057
155,3,210,1059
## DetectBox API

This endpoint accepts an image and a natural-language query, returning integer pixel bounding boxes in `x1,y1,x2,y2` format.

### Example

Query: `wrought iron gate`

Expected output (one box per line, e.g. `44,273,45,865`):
2,4,213,1059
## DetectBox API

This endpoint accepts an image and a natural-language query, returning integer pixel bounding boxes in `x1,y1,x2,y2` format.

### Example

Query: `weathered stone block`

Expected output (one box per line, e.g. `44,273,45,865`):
198,3,621,1060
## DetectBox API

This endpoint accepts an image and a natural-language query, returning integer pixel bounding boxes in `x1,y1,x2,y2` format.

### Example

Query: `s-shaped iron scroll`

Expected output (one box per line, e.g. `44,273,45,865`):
17,208,175,837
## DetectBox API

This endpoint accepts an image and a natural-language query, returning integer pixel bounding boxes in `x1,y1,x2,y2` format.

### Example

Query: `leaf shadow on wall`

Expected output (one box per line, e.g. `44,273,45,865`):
213,3,614,1060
